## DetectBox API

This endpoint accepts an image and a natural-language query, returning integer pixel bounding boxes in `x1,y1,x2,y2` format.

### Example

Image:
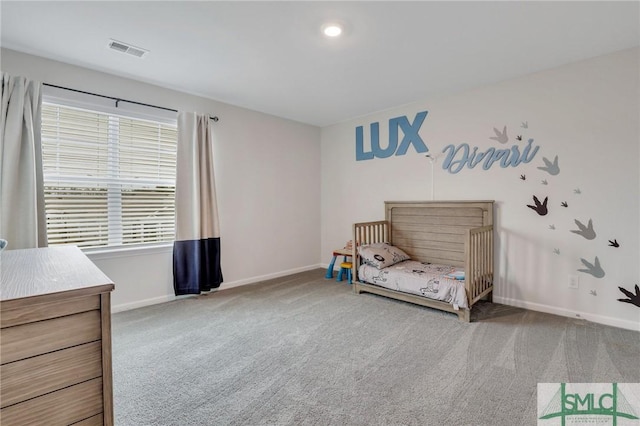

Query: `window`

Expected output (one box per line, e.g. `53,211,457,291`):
41,102,177,249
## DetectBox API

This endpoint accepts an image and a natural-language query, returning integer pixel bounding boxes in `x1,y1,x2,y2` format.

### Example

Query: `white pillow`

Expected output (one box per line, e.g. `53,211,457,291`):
358,243,410,269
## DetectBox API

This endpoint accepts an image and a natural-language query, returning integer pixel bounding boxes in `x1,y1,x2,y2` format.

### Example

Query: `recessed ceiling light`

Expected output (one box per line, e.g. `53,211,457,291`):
322,23,343,37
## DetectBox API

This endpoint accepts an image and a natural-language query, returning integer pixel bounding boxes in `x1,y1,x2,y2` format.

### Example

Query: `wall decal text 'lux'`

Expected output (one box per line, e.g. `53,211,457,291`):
356,112,429,160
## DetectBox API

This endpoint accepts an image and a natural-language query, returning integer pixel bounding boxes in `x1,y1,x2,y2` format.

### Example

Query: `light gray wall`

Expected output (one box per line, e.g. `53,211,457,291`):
321,47,640,330
2,48,322,311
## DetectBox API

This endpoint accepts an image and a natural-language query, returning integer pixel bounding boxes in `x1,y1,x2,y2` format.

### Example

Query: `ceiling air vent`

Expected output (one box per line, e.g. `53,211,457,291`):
108,39,148,58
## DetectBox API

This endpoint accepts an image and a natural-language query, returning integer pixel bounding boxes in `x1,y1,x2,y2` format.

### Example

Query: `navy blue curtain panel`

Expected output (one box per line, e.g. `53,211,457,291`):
173,112,222,295
173,238,223,295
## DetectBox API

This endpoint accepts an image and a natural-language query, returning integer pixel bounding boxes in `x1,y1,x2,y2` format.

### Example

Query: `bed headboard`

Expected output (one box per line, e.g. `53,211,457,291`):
384,200,494,267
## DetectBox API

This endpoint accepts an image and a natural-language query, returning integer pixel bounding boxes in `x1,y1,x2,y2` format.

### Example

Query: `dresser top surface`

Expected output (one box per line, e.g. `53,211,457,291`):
1,246,114,302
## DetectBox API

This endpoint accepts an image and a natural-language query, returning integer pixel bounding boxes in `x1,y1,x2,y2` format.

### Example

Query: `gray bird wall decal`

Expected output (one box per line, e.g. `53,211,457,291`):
578,256,605,278
521,121,528,129
571,219,596,240
538,155,560,175
489,126,509,144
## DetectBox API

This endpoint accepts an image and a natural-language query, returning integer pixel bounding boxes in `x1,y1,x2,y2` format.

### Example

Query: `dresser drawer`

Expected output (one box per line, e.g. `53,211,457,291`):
0,377,103,425
0,310,101,364
1,341,102,408
0,294,100,328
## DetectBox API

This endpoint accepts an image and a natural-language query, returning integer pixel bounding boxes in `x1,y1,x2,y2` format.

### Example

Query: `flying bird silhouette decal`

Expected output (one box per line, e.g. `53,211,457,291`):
541,179,548,185
516,135,522,141
527,195,548,216
608,239,619,248
549,225,556,230
578,256,605,278
618,285,640,307
574,188,581,194
561,201,568,208
537,155,560,176
571,219,596,240
520,174,526,181
489,126,508,144
521,121,528,129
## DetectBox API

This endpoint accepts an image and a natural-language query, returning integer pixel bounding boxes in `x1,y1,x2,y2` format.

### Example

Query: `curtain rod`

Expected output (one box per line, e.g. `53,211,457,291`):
43,83,219,122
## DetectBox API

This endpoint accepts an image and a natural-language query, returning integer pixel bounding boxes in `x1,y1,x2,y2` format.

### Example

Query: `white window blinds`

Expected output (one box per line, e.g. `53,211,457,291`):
41,102,177,249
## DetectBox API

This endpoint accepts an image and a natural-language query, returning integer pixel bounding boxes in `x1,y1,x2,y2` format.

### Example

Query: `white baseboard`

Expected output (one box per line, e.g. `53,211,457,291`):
111,264,324,313
220,264,323,290
112,294,176,313
493,296,640,332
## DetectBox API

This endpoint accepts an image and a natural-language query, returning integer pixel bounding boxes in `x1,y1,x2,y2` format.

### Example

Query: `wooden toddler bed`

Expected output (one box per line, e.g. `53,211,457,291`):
351,200,494,322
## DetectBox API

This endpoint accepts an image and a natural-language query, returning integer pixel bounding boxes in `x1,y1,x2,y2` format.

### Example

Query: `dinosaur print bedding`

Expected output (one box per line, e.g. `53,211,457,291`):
358,260,468,309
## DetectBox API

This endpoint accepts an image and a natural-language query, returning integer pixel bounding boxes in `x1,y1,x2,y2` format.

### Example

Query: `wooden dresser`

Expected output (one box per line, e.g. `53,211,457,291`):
0,246,115,425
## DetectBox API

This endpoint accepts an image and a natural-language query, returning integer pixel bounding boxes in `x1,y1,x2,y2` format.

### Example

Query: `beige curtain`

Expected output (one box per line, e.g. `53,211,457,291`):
173,112,222,294
0,73,47,249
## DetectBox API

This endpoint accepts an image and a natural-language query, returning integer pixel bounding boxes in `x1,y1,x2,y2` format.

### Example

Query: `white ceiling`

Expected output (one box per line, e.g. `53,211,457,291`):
1,1,639,127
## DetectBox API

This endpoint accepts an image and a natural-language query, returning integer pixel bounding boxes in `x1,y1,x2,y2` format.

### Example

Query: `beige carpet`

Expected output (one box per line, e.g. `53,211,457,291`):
112,269,640,425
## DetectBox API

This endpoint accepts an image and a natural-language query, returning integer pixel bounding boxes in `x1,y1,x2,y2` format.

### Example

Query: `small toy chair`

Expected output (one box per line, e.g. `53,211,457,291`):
325,248,351,279
337,261,352,284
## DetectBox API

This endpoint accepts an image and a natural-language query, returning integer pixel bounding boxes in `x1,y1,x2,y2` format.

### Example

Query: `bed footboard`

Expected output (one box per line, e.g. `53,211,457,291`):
465,225,494,305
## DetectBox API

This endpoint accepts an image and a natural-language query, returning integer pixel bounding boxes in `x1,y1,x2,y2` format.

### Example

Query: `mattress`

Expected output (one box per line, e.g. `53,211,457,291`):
358,260,468,309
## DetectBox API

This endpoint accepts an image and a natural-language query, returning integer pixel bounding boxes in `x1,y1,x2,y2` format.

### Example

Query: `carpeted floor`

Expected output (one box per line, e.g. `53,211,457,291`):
112,269,640,425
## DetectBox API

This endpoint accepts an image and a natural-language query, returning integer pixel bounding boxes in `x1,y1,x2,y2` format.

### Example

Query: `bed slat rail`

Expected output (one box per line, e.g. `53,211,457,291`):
465,225,494,305
354,220,389,246
352,221,389,284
